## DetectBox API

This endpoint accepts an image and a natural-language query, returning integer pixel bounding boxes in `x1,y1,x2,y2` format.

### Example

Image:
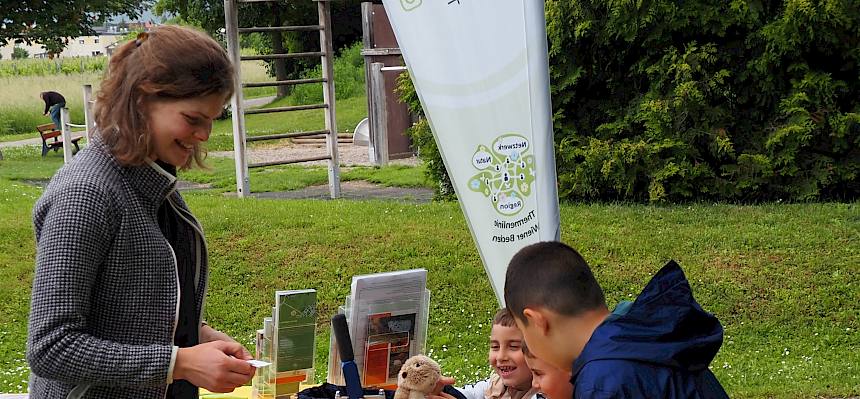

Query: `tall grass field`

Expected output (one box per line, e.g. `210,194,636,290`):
0,56,107,77
0,42,364,138
0,73,99,136
0,60,275,137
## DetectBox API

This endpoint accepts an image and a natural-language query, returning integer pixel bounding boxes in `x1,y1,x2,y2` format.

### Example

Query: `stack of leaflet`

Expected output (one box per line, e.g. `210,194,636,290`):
253,317,273,398
253,289,317,399
327,269,430,389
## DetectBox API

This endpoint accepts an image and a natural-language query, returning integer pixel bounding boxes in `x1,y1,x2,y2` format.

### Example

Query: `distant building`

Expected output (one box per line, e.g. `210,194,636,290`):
127,20,156,32
0,21,155,59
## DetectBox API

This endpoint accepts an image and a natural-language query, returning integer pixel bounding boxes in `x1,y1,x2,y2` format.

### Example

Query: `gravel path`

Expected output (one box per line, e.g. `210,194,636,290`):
210,142,419,167
210,143,432,202
0,137,42,149
231,180,433,202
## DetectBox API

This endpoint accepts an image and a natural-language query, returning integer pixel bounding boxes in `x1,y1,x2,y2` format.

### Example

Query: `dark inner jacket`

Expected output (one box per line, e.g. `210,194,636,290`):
156,161,199,399
41,91,66,114
570,261,729,399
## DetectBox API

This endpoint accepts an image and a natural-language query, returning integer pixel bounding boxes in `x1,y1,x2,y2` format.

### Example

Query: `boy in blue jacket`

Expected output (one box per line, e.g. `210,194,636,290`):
503,241,729,399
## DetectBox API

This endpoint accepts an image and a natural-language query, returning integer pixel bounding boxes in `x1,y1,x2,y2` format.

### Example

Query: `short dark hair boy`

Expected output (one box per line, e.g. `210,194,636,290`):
504,241,729,398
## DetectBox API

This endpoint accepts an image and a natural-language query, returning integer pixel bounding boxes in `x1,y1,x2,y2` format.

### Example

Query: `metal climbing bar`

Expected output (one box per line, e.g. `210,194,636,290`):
246,130,331,142
244,103,327,115
242,78,326,88
249,155,331,168
238,25,322,33
240,52,325,61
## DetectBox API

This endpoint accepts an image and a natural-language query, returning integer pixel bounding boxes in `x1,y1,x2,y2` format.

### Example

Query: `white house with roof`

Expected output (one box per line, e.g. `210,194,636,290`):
0,23,152,60
0,35,122,59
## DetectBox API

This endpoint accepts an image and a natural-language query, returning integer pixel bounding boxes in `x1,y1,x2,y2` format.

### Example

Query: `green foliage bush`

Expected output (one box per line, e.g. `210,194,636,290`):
290,41,366,104
399,0,860,202
549,0,859,202
396,72,455,200
11,47,28,60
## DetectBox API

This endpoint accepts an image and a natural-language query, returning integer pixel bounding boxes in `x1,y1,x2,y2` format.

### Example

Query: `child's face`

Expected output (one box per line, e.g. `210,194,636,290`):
489,324,533,390
515,312,568,372
525,355,572,399
146,93,225,167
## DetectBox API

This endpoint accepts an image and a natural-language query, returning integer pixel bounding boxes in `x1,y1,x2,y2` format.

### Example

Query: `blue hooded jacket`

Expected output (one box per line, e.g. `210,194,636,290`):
570,261,729,399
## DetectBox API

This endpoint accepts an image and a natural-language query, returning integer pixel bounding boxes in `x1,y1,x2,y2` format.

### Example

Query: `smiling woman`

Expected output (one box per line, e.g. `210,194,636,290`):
94,27,234,169
26,25,256,399
146,94,227,168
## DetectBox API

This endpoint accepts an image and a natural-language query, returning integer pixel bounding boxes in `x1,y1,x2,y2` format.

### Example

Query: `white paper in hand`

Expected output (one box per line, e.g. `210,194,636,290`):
246,359,271,368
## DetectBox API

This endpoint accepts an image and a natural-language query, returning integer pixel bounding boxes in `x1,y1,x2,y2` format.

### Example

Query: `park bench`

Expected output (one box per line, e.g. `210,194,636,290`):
37,123,82,157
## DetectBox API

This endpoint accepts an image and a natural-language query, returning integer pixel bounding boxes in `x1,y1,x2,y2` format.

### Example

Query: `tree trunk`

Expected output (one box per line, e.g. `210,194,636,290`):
271,10,290,98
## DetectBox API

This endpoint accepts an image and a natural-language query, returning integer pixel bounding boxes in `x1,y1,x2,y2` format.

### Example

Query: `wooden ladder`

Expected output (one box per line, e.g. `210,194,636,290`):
224,0,341,198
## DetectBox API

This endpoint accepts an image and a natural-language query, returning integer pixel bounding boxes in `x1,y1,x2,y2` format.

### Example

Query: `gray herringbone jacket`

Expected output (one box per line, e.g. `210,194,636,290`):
27,136,209,398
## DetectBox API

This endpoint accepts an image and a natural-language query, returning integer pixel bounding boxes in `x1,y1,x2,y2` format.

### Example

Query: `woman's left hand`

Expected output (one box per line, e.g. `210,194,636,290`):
200,324,253,360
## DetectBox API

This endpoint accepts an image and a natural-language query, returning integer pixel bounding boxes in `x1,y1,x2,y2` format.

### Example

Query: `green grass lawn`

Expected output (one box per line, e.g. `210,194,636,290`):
0,146,426,194
180,156,428,193
0,147,66,179
0,158,856,397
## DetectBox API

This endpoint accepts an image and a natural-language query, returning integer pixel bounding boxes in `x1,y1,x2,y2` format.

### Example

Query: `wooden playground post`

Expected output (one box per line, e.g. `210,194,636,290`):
83,84,94,141
60,108,73,163
370,62,389,166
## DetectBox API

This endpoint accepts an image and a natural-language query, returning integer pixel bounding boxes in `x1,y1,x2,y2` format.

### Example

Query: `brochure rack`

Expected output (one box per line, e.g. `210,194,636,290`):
254,290,317,399
326,269,430,389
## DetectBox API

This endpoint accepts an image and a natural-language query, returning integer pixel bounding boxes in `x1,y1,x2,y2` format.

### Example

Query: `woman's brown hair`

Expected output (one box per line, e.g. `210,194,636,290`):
94,25,235,168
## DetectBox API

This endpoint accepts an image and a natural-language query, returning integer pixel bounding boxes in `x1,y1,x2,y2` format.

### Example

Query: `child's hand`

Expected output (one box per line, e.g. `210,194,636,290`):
431,376,456,395
428,393,458,399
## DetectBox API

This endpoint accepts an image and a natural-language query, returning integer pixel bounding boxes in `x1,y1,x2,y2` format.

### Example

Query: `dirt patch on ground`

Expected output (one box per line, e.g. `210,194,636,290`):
210,141,418,167
226,180,433,202
211,142,431,201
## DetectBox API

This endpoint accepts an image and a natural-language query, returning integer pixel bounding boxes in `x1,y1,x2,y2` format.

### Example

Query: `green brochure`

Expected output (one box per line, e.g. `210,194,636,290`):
275,289,317,372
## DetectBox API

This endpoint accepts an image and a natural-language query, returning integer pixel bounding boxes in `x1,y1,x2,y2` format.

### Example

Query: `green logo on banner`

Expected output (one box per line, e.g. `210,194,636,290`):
401,0,422,11
469,134,536,216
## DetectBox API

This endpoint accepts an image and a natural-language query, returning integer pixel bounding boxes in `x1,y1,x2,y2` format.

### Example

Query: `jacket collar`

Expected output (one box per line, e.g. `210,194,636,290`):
90,133,177,210
485,373,538,399
128,159,177,211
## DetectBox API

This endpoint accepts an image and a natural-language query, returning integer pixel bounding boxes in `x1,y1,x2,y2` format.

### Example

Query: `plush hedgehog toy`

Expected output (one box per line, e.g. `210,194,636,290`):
394,355,442,399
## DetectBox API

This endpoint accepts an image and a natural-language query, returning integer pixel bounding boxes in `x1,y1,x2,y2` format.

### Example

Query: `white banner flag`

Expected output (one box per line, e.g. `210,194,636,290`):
382,0,560,305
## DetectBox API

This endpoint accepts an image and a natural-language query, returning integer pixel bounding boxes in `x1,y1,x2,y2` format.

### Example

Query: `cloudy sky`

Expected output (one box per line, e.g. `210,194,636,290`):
108,9,171,24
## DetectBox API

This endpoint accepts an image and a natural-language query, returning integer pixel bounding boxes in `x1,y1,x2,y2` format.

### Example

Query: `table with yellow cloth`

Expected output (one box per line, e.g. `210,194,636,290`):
201,383,318,399
199,386,255,398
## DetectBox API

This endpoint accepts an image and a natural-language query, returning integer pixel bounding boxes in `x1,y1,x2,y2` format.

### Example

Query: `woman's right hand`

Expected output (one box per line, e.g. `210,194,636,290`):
173,340,256,392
